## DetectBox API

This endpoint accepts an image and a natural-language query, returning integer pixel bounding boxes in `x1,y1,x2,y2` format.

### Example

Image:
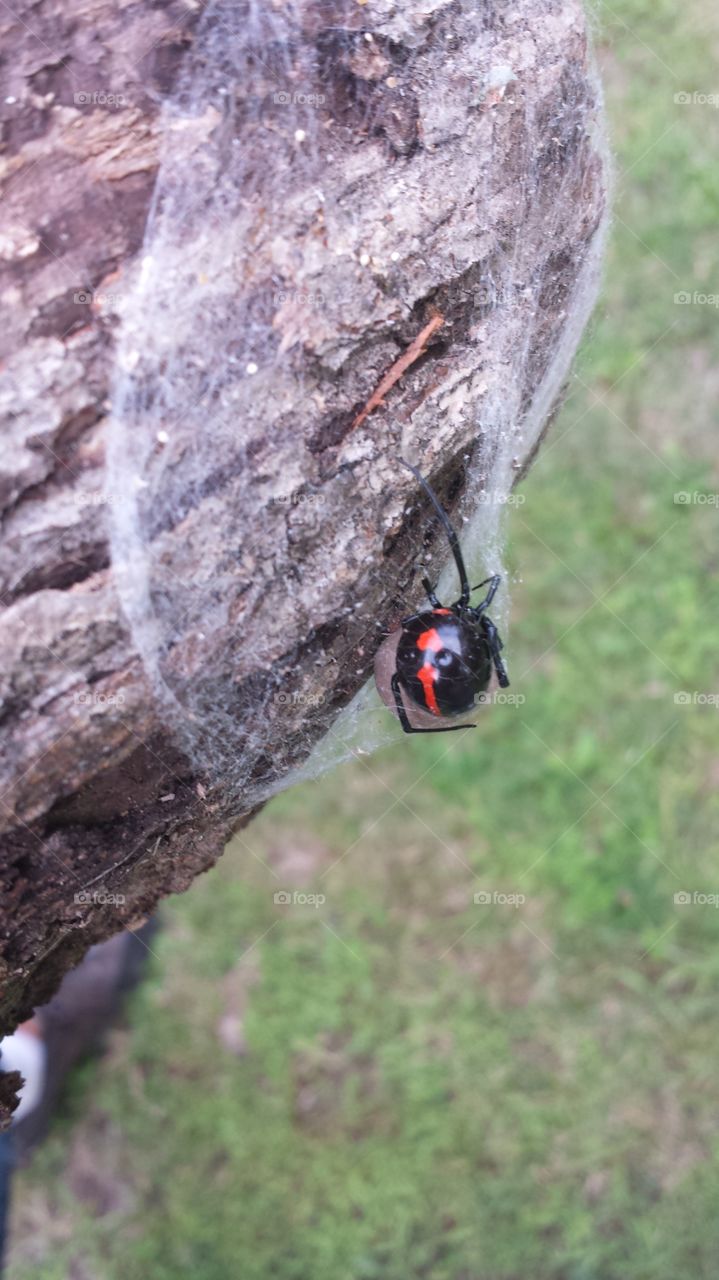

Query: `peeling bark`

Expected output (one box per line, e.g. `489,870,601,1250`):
0,0,607,1122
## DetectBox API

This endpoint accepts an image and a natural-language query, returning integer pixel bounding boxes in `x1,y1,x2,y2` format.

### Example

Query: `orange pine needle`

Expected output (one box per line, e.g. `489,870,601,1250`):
351,313,444,431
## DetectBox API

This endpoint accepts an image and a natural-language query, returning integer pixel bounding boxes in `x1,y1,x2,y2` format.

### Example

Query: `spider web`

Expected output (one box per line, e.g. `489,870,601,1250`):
107,0,609,810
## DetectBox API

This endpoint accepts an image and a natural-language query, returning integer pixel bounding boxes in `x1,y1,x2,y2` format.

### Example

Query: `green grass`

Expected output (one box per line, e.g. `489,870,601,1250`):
9,2,719,1276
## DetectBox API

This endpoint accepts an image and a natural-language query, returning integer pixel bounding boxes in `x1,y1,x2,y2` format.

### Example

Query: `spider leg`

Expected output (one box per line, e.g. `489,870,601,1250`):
421,576,444,609
400,578,444,626
399,459,471,606
472,575,501,614
481,615,510,688
391,673,475,734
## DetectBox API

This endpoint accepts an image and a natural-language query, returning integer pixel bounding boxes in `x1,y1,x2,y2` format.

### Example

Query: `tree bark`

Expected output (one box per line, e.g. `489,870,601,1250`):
0,0,607,1118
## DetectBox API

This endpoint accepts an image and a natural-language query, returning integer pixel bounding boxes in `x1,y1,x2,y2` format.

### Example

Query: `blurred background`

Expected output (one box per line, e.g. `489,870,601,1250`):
8,0,719,1275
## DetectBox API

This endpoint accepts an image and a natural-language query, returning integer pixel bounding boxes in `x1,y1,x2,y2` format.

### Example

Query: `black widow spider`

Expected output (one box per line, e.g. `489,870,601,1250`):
390,459,510,734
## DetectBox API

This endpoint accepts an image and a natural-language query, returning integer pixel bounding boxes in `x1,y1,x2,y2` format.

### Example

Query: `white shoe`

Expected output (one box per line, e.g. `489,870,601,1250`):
0,1030,47,1125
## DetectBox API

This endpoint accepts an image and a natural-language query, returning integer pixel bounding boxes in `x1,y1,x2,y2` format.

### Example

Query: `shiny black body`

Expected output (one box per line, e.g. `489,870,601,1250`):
396,611,493,717
391,461,510,734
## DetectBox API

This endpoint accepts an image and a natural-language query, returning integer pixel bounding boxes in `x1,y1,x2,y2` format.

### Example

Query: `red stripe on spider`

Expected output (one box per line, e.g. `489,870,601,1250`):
417,628,443,653
417,661,440,716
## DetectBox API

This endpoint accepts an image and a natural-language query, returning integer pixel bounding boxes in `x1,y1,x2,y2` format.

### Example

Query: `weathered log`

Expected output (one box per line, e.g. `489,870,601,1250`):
0,0,607,1121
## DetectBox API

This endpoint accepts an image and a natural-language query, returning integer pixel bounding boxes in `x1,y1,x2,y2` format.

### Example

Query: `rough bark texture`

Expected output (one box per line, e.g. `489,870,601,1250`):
0,0,607,1120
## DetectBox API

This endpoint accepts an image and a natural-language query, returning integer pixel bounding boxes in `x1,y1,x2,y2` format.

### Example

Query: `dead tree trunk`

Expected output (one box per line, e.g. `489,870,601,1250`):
0,0,607,1119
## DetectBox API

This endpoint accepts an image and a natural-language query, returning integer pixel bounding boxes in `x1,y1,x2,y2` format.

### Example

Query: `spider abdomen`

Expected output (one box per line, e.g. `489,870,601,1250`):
396,611,492,718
